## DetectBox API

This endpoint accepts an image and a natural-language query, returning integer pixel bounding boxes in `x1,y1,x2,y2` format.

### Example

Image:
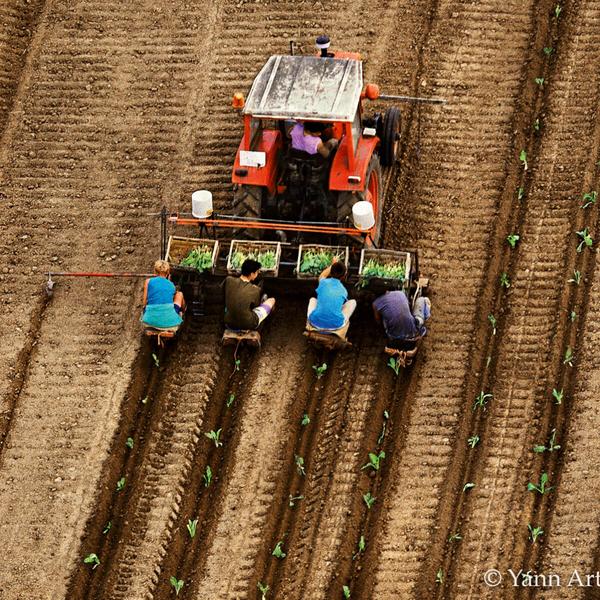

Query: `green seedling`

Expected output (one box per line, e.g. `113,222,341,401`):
528,524,544,543
568,270,582,285
563,347,574,367
205,429,223,448
352,535,366,560
289,494,304,508
576,228,593,252
528,472,553,495
448,532,462,542
102,521,112,535
467,435,480,448
535,77,545,86
519,149,528,170
313,363,328,379
343,585,351,599
534,429,560,453
569,310,577,322
84,553,100,569
363,492,376,509
203,465,213,488
152,353,160,368
533,118,540,132
141,396,149,405
518,186,525,201
500,272,511,288
488,314,497,335
552,388,563,404
180,245,214,272
473,391,492,411
361,258,406,282
463,482,475,492
295,454,305,476
486,355,492,368
543,46,554,55
507,234,520,248
226,393,235,408
582,191,597,208
387,356,400,376
301,413,310,426
187,518,198,539
170,576,184,596
554,3,562,18
362,450,385,471
436,568,444,584
234,358,241,372
230,249,277,271
378,410,390,445
272,541,286,559
258,582,270,599
116,477,126,492
126,437,134,449
300,249,343,276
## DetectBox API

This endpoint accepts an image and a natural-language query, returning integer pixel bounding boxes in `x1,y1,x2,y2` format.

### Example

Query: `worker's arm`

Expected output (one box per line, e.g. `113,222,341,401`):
317,138,338,158
372,302,382,325
142,279,150,308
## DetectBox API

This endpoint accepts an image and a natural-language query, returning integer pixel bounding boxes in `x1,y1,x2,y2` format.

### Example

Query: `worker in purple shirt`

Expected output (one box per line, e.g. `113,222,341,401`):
290,121,338,158
372,290,431,349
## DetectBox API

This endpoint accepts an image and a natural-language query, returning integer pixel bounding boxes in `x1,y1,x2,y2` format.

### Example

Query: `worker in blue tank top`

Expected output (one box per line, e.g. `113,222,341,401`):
141,260,185,328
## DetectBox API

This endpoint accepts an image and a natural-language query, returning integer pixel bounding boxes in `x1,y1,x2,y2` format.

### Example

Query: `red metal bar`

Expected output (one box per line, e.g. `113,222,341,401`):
47,272,154,278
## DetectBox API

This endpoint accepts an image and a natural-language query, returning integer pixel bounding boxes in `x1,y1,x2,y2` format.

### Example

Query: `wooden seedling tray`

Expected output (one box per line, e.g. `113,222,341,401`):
358,248,411,287
166,236,220,273
226,239,282,276
296,244,350,279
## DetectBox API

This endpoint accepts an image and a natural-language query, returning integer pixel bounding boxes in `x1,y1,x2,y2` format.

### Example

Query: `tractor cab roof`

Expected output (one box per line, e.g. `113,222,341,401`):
243,54,363,123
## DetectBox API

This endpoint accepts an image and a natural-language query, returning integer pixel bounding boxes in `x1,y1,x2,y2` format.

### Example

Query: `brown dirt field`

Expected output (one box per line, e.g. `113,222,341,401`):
2,0,600,599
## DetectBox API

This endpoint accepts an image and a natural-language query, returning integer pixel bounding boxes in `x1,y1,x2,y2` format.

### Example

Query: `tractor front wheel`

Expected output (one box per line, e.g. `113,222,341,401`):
380,107,402,167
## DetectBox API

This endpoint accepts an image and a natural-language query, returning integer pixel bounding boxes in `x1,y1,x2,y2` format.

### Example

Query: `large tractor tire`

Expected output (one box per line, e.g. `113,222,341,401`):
380,107,402,167
337,155,383,246
231,184,263,238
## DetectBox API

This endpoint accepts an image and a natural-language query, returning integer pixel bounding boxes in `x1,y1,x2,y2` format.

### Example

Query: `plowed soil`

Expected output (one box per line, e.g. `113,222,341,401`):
2,1,600,599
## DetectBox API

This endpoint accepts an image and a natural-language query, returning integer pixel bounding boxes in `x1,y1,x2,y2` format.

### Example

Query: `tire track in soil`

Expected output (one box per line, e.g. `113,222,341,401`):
0,1,224,595
442,2,600,596
362,0,539,597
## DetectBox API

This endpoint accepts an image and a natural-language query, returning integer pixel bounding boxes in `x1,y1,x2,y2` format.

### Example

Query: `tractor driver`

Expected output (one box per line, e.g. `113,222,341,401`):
372,290,431,349
306,259,356,338
223,259,276,330
141,260,185,329
290,121,338,158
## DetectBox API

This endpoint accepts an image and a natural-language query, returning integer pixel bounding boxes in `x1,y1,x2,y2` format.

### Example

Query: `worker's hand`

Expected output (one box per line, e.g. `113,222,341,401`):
331,255,338,264
327,138,339,149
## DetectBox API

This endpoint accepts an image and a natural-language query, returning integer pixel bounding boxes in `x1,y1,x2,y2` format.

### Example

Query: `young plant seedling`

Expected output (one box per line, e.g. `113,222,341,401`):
488,314,497,335
295,454,306,476
205,429,223,448
141,396,149,405
436,568,444,584
448,532,462,542
552,388,563,404
203,465,213,488
288,494,304,508
272,541,286,559
363,492,376,509
568,270,582,285
361,451,385,471
258,582,270,600
116,477,126,492
473,391,492,411
507,234,520,248
543,46,554,55
152,353,160,368
582,191,597,209
313,363,328,379
170,576,184,596
102,521,112,535
563,347,574,367
519,149,528,170
576,228,593,252
535,77,545,86
226,393,235,409
343,585,351,599
533,118,540,132
528,524,544,543
500,272,511,288
528,472,553,495
126,437,134,449
518,186,525,201
534,429,561,453
84,553,100,569
467,435,480,448
234,358,241,371
187,518,198,539
301,413,310,426
554,3,562,18
387,356,400,376
569,310,577,322
352,535,366,560
463,482,475,492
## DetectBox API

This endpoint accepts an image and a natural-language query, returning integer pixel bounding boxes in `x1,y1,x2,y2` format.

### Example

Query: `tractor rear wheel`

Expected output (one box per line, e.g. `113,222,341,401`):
380,107,402,167
231,184,263,238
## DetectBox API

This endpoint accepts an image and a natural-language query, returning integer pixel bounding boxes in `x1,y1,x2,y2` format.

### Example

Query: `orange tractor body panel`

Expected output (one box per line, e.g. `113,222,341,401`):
329,134,379,191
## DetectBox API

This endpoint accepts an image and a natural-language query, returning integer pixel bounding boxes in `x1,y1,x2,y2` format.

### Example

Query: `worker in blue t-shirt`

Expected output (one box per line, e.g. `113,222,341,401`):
141,259,185,329
306,259,356,337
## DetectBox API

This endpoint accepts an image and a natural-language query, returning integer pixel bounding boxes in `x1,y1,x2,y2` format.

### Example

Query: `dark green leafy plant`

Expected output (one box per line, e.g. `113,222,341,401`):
230,249,277,270
170,576,184,596
363,492,376,509
576,228,593,252
84,553,100,569
362,451,385,471
180,245,214,272
361,258,405,282
582,191,597,208
507,234,520,248
272,541,286,559
343,585,351,598
473,391,492,411
258,582,270,599
528,524,544,543
300,250,342,276
528,472,553,494
388,356,400,376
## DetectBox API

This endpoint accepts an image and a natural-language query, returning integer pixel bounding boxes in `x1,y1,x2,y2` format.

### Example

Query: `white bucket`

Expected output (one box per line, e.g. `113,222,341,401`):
192,190,213,219
352,200,375,230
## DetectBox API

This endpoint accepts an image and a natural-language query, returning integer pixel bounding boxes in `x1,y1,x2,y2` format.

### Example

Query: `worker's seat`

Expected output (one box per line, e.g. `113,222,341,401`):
284,148,329,220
